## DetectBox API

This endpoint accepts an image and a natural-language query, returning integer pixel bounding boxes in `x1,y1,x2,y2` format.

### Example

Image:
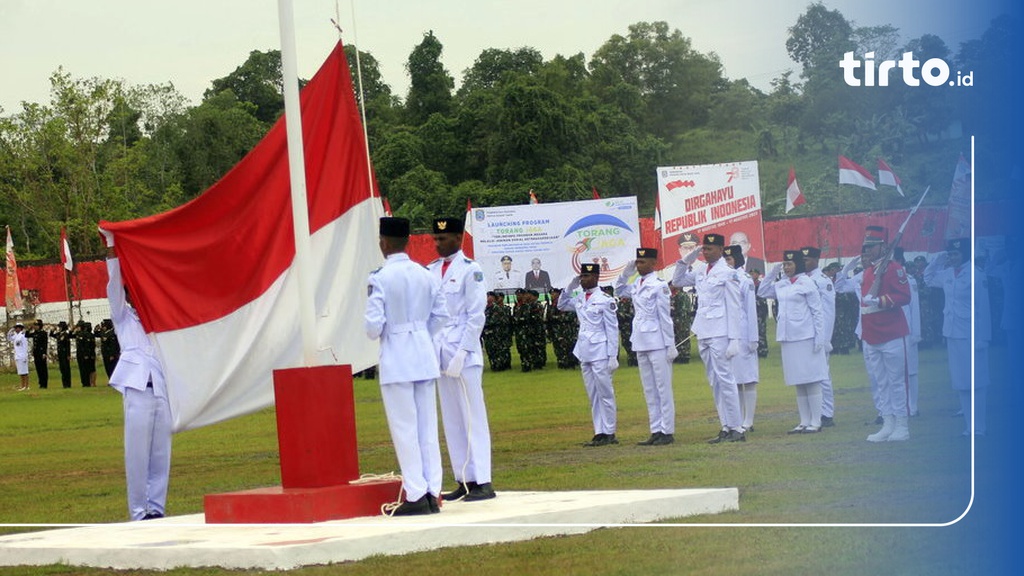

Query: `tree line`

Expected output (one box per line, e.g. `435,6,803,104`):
1,4,1017,262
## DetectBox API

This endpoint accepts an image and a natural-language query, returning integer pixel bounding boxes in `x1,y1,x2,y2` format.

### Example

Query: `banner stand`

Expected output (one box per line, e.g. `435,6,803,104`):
203,365,401,523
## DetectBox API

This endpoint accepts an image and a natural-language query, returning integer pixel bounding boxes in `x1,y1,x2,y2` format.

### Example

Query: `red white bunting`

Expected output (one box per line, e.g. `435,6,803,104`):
785,167,806,213
877,158,904,196
838,155,877,190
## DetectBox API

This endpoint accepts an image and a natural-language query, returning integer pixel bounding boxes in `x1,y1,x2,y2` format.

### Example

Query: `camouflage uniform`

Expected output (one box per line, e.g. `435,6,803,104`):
670,288,694,363
483,301,513,371
615,296,638,366
545,296,580,369
514,299,547,371
831,291,860,354
755,292,770,358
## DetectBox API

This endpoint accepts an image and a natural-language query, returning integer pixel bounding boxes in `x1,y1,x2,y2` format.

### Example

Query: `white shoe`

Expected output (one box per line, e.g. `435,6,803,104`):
887,416,910,442
867,416,895,442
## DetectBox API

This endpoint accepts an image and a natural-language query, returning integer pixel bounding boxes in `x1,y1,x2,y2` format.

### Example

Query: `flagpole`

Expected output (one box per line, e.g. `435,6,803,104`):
278,0,318,365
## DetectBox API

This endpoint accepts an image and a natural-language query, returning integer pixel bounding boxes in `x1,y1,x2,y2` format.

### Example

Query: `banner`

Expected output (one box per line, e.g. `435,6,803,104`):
5,226,23,311
471,197,640,293
656,161,767,273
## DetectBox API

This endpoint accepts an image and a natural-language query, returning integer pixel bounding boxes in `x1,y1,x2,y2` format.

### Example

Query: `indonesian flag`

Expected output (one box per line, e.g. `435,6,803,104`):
592,186,600,200
877,158,904,196
60,227,74,271
382,197,393,217
461,198,474,259
99,42,383,432
838,155,876,190
5,226,23,311
785,167,806,213
529,189,539,204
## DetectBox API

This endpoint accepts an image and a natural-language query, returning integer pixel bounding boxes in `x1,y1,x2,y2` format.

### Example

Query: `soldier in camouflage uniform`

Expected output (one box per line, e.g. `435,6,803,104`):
826,262,860,354
483,291,513,371
670,287,694,363
750,269,770,358
615,294,638,367
513,289,547,372
546,288,580,369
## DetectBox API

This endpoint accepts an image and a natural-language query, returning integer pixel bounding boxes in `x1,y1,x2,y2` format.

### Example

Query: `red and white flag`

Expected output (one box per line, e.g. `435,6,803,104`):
592,186,600,200
785,167,806,213
838,155,876,190
5,225,23,311
60,227,74,271
99,42,382,431
461,198,474,259
529,189,539,204
877,158,904,196
382,197,393,217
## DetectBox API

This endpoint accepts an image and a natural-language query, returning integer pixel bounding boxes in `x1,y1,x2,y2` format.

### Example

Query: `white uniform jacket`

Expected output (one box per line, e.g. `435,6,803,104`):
557,287,619,362
757,273,825,345
737,271,758,346
615,271,674,352
7,330,28,361
671,260,742,341
107,257,167,398
365,253,449,385
807,268,836,345
427,251,486,366
924,255,975,341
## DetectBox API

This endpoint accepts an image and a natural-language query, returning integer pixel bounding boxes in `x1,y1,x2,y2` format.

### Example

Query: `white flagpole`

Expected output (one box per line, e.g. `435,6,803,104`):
277,0,318,365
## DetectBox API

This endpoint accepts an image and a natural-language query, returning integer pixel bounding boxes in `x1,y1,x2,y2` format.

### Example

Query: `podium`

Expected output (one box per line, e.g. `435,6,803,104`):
204,365,402,523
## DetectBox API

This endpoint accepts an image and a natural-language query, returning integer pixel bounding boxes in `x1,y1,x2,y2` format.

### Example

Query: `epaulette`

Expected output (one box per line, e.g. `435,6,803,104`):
370,267,382,274
429,257,443,265
463,257,473,264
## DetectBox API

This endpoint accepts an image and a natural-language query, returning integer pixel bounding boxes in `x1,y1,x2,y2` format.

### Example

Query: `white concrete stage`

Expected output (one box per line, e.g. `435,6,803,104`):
0,488,737,571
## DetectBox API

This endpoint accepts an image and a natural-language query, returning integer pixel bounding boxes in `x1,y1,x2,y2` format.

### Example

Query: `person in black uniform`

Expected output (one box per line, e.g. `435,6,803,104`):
96,319,121,379
26,319,50,389
73,320,97,387
50,321,73,388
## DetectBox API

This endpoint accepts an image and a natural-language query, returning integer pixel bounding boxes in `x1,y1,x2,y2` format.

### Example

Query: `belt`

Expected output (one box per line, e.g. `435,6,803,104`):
386,321,426,335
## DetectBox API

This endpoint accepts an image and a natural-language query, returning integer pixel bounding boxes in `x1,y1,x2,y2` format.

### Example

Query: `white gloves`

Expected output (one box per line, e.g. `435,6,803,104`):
622,260,637,278
747,340,759,354
607,355,619,371
767,262,783,280
725,339,740,359
665,345,679,361
98,227,115,248
813,338,825,353
681,247,700,266
444,349,468,377
841,256,861,278
862,295,880,308
566,275,581,291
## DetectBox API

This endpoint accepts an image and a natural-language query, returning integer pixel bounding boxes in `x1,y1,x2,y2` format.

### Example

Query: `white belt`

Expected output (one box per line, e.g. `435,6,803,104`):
387,321,426,334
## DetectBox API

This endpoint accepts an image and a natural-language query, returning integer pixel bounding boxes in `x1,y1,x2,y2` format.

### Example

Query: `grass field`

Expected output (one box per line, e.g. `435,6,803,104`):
0,337,1009,575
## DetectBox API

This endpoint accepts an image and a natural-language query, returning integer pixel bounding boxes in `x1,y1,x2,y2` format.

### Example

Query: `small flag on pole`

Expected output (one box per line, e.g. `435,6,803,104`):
5,225,23,311
785,167,806,213
60,227,74,271
877,158,904,196
462,198,475,259
529,189,539,204
592,186,600,200
382,197,393,217
838,155,876,190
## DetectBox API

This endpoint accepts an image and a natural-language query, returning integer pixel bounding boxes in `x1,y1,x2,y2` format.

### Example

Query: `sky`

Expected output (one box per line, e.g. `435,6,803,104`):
0,0,1013,114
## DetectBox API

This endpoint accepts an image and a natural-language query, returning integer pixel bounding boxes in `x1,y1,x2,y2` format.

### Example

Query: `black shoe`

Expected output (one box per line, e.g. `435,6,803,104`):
787,425,806,435
638,432,662,446
442,482,475,501
725,430,747,442
463,482,496,502
606,433,619,445
141,512,164,520
426,493,440,513
651,433,675,446
745,425,754,433
707,429,729,444
800,426,821,434
390,495,432,516
821,416,835,428
584,433,608,447
874,415,884,425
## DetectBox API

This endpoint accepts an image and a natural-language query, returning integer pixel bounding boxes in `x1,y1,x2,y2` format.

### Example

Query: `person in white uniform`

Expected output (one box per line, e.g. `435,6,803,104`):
924,238,990,436
99,229,173,521
758,250,829,434
671,233,745,443
426,217,495,503
801,246,837,427
616,247,677,445
560,262,620,447
7,323,30,391
724,245,760,432
365,217,450,515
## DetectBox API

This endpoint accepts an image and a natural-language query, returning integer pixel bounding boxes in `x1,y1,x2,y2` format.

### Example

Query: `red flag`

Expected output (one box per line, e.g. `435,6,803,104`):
461,198,474,259
60,227,74,271
529,189,539,204
5,225,23,311
877,158,904,196
382,197,393,217
838,155,876,190
592,186,600,200
785,167,806,213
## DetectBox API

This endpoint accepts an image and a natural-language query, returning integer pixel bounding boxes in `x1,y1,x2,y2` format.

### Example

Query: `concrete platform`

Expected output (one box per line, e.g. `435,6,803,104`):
0,488,737,571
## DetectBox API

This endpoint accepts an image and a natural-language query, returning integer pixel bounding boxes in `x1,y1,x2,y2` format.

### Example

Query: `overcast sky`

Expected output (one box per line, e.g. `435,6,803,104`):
0,0,1012,114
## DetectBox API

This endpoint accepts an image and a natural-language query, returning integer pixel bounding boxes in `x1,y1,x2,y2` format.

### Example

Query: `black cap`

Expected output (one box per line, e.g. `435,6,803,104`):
432,217,464,234
515,288,527,295
947,238,970,256
500,255,512,263
783,250,807,273
34,319,43,326
58,321,68,328
703,233,725,246
800,246,821,259
379,217,410,238
527,289,539,297
724,245,745,268
863,225,887,245
636,247,658,259
580,263,600,274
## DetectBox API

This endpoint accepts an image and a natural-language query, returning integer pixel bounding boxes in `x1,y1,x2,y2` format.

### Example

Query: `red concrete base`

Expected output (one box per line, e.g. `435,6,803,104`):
204,479,404,524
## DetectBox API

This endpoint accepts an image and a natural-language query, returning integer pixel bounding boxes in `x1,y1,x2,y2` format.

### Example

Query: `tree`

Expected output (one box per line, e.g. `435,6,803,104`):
405,31,454,124
785,3,854,73
458,47,543,95
205,49,287,125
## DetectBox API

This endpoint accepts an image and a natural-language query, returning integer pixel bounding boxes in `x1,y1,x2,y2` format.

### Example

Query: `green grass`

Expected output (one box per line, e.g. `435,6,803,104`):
0,335,1002,575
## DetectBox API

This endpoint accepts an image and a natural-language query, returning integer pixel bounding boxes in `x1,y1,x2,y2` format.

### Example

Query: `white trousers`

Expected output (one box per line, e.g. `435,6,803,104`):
636,348,675,434
862,337,908,417
699,337,742,430
581,358,617,435
123,387,172,520
437,366,492,485
820,352,834,418
380,379,442,501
